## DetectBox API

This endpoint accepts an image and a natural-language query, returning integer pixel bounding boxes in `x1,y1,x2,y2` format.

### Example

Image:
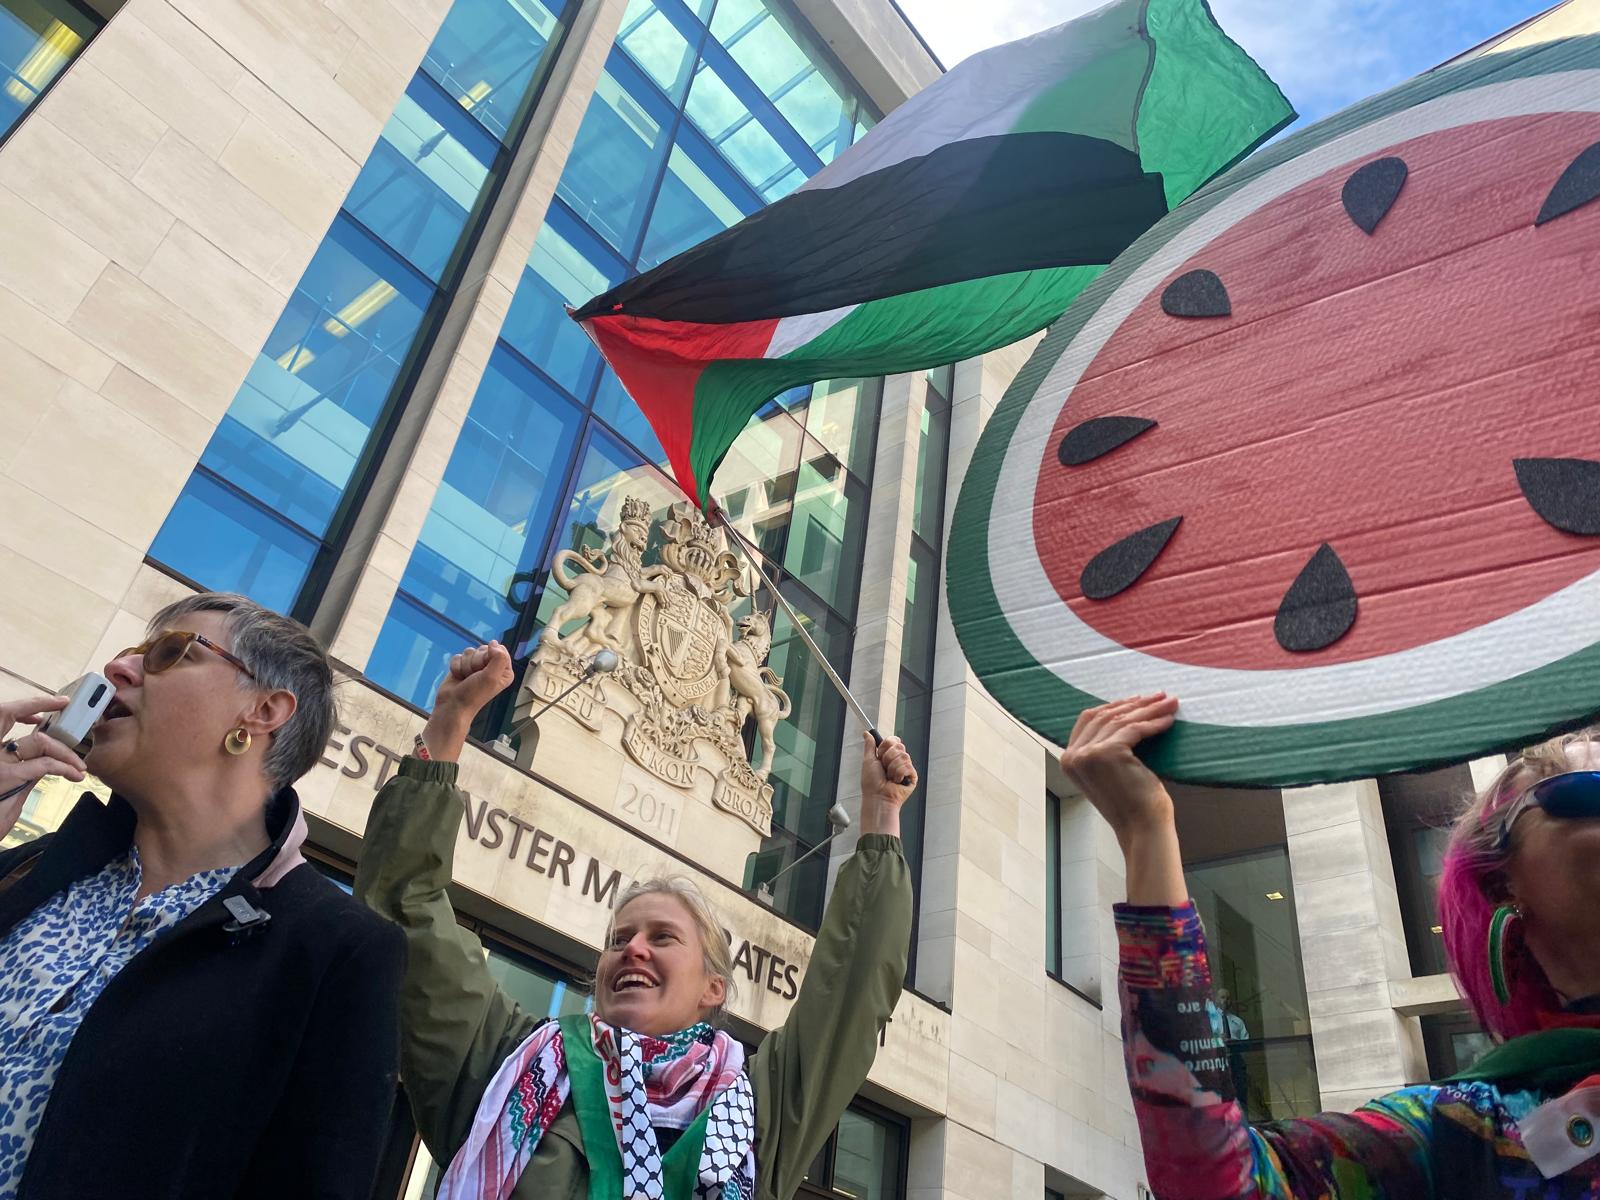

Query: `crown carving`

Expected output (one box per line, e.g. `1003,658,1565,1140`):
658,501,741,590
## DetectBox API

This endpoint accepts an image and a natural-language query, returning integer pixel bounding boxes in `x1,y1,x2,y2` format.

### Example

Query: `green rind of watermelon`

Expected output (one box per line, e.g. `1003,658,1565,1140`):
946,33,1600,786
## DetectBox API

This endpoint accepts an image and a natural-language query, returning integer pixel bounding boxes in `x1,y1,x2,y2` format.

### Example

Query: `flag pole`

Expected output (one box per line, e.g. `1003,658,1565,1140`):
713,507,912,785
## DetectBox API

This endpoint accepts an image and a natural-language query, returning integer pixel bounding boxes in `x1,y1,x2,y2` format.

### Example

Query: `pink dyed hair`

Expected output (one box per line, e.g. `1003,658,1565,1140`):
1437,729,1594,1040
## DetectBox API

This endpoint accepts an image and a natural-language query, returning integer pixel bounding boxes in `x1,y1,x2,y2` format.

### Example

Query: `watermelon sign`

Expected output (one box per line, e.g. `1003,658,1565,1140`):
949,37,1600,786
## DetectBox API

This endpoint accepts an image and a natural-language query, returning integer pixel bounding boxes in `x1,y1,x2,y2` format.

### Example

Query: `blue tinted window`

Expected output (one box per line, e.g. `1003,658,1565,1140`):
592,368,665,463
367,592,479,709
556,52,678,255
0,0,97,139
152,0,574,610
344,78,496,281
636,128,758,269
423,0,566,143
613,0,700,107
396,349,583,635
500,205,623,395
149,473,318,611
202,218,430,540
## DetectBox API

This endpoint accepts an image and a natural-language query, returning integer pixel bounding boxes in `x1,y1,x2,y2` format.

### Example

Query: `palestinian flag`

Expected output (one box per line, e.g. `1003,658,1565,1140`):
573,0,1293,508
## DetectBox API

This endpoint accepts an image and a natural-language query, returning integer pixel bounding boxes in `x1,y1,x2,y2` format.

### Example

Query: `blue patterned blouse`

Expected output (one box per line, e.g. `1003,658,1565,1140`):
0,849,238,1198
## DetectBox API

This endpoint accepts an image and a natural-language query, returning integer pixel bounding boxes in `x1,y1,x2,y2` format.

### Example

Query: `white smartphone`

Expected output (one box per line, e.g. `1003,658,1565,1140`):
35,672,114,756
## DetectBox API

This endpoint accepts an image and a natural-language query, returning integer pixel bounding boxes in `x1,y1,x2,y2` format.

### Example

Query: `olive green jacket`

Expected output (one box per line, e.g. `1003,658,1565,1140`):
354,758,912,1200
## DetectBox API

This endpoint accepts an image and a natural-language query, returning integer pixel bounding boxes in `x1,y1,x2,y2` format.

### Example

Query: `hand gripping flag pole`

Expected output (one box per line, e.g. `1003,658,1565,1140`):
713,507,912,786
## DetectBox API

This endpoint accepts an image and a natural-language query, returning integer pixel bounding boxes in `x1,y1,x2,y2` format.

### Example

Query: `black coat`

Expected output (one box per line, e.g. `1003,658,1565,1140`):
0,787,405,1199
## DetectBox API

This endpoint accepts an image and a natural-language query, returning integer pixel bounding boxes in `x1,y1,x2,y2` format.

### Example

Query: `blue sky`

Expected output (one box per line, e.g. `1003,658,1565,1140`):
896,0,1557,126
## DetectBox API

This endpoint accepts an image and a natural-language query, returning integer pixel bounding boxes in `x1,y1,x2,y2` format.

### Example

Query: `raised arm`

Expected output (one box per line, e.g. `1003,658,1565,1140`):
353,642,539,1160
1063,696,1435,1200
751,733,917,1200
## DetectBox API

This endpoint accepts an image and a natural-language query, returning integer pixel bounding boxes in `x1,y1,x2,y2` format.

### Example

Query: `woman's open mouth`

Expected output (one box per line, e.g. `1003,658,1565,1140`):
612,971,660,993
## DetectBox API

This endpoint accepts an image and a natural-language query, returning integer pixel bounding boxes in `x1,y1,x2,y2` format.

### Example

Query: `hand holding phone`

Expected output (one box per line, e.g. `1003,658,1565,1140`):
0,693,90,840
35,672,113,756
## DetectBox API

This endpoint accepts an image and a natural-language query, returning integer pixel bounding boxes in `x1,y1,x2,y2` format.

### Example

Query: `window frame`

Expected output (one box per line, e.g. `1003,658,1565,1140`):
0,0,105,150
794,1096,911,1200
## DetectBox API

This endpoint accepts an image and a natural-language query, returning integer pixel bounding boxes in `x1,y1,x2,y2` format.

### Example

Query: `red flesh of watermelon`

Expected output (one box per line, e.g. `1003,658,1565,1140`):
1034,113,1600,670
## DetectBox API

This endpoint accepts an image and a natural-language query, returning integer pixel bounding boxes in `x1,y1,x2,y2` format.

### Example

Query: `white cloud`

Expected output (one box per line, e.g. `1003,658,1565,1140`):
895,0,1551,124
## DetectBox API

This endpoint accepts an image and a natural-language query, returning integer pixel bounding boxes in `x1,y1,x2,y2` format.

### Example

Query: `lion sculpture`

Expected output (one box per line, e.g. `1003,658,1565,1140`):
539,497,669,655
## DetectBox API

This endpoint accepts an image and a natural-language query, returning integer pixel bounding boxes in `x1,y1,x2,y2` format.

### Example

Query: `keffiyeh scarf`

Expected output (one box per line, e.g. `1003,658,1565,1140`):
438,1013,756,1200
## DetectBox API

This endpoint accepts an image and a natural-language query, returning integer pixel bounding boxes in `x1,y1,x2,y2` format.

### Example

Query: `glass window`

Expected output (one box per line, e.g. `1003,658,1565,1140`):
345,78,496,282
149,471,320,610
422,0,566,143
367,348,587,705
746,579,852,847
802,377,880,480
557,55,678,255
1045,789,1062,976
636,134,757,269
367,590,485,709
801,1103,905,1200
500,207,624,396
712,403,804,562
831,1108,898,1200
914,369,952,545
1172,782,1318,1121
1421,1012,1493,1080
784,440,866,616
615,0,701,106
1380,764,1469,978
593,368,668,463
203,219,430,534
899,538,937,684
152,0,573,616
485,938,592,1019
374,0,882,933
0,0,98,140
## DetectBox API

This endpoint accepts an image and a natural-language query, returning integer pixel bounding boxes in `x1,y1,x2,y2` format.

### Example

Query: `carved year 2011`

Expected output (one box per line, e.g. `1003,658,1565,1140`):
619,781,680,839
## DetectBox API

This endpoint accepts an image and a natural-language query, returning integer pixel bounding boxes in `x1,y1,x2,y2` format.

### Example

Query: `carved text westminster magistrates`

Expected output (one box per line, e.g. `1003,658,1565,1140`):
317,723,803,1001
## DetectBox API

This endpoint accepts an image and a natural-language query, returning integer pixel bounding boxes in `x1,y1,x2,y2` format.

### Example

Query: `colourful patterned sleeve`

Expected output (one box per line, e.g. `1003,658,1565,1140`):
1115,902,1437,1200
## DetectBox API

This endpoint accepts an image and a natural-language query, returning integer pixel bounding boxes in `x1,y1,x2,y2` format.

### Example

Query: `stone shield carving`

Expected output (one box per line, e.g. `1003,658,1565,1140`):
636,578,725,710
520,498,784,836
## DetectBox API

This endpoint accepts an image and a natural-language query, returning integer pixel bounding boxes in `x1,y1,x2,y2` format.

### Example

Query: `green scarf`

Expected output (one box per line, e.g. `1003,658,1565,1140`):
1446,1027,1600,1092
560,1013,714,1200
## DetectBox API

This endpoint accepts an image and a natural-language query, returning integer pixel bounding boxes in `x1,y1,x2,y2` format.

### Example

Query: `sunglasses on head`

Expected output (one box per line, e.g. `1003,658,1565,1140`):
118,630,255,680
1492,770,1600,851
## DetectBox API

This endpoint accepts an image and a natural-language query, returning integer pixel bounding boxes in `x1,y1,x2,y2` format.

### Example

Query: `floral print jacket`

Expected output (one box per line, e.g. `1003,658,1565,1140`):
1116,903,1600,1200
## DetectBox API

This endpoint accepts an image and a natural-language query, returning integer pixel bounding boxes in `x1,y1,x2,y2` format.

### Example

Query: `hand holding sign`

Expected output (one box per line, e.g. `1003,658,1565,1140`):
1060,694,1186,908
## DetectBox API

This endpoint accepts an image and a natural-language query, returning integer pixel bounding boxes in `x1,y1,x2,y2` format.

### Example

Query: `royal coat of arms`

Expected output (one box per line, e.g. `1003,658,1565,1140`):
517,498,788,835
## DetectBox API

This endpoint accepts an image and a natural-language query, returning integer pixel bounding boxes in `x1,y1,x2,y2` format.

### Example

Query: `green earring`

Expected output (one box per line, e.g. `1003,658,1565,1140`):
1488,903,1521,1006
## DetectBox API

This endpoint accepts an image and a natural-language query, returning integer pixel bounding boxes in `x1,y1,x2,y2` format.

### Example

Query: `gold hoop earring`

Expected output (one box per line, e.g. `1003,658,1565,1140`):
224,727,252,756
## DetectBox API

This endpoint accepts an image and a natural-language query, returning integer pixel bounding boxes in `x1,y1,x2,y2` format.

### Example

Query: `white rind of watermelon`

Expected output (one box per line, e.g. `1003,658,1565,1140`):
951,49,1600,786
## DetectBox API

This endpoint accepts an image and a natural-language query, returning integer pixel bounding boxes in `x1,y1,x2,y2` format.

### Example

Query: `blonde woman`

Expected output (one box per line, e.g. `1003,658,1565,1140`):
356,642,916,1199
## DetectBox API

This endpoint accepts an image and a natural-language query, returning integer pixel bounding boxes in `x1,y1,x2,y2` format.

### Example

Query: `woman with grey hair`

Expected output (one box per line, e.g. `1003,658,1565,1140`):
0,592,405,1200
357,641,916,1200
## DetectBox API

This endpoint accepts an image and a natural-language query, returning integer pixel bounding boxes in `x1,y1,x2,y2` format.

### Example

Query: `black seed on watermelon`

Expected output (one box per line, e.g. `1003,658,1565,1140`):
1080,517,1182,600
1341,156,1408,234
1058,416,1157,466
1274,544,1358,653
1160,270,1230,318
1535,141,1600,225
1513,457,1600,535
